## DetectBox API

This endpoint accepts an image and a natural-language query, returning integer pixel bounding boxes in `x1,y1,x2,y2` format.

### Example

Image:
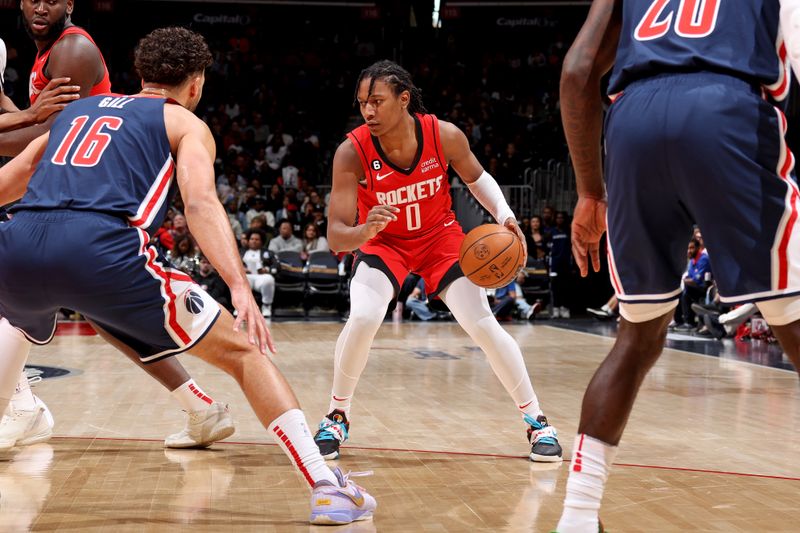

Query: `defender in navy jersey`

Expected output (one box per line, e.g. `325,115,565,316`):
0,27,376,525
555,2,800,531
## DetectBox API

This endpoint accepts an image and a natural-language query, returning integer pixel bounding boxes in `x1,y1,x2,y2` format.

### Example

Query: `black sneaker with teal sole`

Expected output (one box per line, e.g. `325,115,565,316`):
314,409,350,460
524,414,563,462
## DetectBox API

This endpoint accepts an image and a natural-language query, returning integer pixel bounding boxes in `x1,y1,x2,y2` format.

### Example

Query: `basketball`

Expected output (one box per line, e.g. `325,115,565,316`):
459,223,525,289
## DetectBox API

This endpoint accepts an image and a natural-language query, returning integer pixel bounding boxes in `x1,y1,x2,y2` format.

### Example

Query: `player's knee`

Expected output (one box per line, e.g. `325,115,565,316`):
347,307,384,333
756,296,800,326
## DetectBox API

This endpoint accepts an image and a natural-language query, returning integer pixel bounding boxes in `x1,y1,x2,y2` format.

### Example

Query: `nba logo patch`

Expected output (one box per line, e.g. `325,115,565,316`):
184,290,205,314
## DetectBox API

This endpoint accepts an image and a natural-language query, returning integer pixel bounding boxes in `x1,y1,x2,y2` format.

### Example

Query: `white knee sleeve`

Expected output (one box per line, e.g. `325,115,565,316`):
440,277,540,415
618,300,679,323
756,296,800,326
0,318,32,415
330,264,395,410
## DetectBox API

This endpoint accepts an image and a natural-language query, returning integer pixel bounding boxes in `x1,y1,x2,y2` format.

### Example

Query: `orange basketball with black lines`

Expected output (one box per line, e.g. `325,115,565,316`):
459,223,525,289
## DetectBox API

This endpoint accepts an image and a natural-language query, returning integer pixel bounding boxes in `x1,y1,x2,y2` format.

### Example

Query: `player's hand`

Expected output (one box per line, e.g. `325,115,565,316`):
571,195,607,277
360,205,399,240
503,217,528,260
28,78,80,123
230,284,276,355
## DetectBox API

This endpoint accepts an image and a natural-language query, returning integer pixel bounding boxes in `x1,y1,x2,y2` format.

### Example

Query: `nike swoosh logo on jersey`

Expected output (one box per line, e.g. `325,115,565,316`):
376,171,394,181
444,220,455,227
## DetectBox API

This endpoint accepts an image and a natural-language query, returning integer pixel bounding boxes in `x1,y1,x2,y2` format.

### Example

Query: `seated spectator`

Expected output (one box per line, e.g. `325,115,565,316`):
526,215,549,260
548,211,572,318
512,272,540,320
169,213,191,242
241,229,275,317
225,199,244,240
301,222,329,260
490,282,518,321
672,238,711,331
169,235,199,276
193,256,232,312
405,278,436,321
152,220,175,256
275,197,301,227
216,167,246,202
587,295,618,320
245,195,275,228
268,219,303,254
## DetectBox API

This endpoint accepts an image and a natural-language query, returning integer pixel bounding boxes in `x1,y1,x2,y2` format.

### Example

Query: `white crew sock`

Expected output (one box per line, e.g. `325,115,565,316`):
269,408,338,487
556,434,618,533
171,379,214,412
11,370,37,411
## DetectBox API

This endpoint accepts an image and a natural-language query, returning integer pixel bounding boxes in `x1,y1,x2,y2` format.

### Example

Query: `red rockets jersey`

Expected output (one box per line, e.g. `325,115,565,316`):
347,113,455,239
29,26,111,105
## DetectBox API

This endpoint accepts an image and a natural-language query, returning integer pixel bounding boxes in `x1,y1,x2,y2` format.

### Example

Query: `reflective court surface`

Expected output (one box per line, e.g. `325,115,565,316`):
3,320,798,532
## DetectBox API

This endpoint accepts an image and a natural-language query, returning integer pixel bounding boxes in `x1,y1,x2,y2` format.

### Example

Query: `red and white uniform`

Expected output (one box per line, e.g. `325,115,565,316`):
347,113,464,297
29,26,111,105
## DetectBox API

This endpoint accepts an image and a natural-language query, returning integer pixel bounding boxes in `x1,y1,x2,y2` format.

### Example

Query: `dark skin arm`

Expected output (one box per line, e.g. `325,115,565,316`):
560,0,622,276
0,33,103,156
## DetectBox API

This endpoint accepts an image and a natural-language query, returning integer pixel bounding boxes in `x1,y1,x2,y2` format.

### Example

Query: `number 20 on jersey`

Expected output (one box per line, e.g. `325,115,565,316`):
635,0,720,41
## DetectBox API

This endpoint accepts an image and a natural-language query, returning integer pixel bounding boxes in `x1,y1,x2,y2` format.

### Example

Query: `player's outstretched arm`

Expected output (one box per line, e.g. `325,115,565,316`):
0,78,79,133
0,131,49,205
439,120,526,256
327,139,398,252
169,108,275,354
560,0,621,276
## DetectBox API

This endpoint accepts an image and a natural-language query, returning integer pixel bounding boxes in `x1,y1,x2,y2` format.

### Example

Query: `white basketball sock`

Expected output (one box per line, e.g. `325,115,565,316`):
328,263,394,416
269,408,338,487
171,379,214,412
12,370,37,411
440,277,543,419
556,434,618,533
0,318,32,416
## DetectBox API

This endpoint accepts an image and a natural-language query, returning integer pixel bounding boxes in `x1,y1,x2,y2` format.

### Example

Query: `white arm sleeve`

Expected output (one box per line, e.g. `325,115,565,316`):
781,0,800,81
466,171,515,225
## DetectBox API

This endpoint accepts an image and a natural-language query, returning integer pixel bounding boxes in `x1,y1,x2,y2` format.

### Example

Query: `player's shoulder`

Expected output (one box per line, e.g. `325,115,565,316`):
435,118,467,150
51,29,101,61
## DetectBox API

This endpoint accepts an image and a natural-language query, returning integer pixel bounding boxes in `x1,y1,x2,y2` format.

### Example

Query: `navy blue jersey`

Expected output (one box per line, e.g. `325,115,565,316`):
14,95,175,236
608,0,789,102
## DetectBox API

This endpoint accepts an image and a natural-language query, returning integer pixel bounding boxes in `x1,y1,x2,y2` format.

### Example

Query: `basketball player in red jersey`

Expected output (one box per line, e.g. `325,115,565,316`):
312,60,562,462
0,1,235,452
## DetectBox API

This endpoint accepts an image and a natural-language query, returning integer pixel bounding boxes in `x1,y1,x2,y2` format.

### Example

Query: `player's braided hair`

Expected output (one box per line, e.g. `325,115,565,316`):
134,27,212,86
355,60,427,115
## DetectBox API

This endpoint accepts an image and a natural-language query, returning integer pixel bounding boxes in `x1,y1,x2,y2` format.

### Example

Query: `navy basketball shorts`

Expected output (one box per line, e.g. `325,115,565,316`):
0,210,220,362
604,72,800,305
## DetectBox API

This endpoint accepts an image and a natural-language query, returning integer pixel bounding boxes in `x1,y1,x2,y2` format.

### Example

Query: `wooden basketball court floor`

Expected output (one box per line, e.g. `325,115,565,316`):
3,319,798,532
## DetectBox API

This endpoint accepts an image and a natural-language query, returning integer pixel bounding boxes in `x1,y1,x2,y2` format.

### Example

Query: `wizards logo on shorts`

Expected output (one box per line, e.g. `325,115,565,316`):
184,290,205,314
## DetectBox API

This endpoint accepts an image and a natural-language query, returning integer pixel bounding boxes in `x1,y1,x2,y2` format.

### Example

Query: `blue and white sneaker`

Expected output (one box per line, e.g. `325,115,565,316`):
314,410,349,460
310,467,377,525
524,414,563,462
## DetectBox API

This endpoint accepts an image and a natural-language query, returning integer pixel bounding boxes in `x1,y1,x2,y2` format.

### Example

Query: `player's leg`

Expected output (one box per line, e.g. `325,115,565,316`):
0,318,42,451
88,320,235,449
314,261,396,459
556,74,699,532
439,275,562,462
755,298,800,370
187,309,376,524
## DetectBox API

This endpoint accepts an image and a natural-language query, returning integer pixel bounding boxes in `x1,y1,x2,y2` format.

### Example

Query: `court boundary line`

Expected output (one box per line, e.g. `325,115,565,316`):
542,324,798,374
49,435,800,482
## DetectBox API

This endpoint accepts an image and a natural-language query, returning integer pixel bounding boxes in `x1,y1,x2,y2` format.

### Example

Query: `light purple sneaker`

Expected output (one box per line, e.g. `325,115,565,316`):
309,467,377,525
